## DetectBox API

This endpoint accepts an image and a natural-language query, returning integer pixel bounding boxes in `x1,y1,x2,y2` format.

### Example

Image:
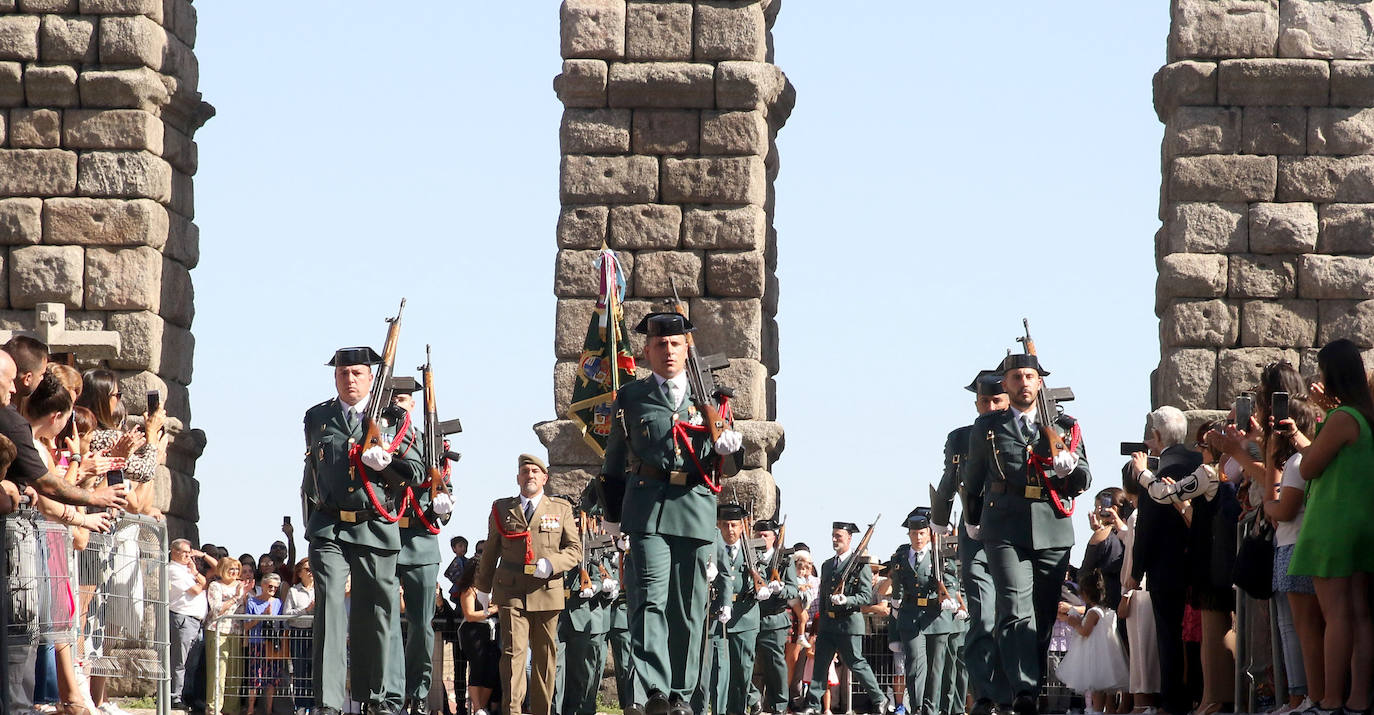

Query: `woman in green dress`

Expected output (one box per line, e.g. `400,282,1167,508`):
1286,338,1374,715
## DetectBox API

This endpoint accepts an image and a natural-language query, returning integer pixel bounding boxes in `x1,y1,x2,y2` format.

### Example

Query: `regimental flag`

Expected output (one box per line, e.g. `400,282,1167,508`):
567,246,637,457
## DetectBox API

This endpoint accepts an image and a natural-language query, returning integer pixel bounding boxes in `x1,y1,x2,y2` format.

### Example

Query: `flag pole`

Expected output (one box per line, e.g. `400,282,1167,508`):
606,247,621,396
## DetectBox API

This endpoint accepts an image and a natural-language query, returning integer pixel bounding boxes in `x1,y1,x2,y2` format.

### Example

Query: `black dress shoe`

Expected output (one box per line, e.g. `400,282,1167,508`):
667,694,693,715
971,698,1000,715
624,705,647,715
1011,693,1038,715
645,690,672,715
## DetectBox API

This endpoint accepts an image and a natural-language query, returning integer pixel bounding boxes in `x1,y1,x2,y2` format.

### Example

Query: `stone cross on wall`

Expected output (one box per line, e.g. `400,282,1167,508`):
0,0,211,541
1153,0,1374,431
536,0,793,517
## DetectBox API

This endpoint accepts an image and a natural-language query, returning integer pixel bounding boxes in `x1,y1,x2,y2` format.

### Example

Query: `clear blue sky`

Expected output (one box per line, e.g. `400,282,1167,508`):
190,2,1170,567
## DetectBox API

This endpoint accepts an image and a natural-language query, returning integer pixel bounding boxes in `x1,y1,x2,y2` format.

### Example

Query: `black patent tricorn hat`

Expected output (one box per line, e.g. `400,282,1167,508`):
327,346,382,367
965,369,1006,396
635,312,695,337
998,353,1049,376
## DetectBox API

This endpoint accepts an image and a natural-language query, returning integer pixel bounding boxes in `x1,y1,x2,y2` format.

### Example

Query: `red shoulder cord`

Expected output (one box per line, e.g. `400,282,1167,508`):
397,447,451,536
491,502,534,567
1028,421,1083,518
666,395,733,494
346,411,413,524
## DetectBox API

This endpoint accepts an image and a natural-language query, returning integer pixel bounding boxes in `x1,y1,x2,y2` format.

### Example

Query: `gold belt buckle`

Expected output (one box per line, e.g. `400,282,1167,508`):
1025,486,1042,500
339,510,358,523
669,471,688,486
397,517,410,528
917,597,928,607
524,564,537,575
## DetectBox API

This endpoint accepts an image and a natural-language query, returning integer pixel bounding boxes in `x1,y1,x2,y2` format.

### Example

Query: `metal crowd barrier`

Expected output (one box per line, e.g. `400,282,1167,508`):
3,510,170,715
206,614,313,712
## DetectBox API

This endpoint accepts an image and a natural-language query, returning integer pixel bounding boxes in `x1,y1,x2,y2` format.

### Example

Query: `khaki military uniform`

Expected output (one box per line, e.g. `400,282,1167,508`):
474,493,581,715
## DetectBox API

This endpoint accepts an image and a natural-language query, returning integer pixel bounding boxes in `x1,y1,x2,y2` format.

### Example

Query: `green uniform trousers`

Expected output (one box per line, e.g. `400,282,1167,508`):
961,529,1010,704
627,534,711,701
751,626,789,713
803,633,882,711
394,561,439,703
984,540,1070,698
691,630,728,715
898,632,948,715
723,628,758,715
311,538,402,709
560,629,608,715
608,624,638,709
942,630,968,715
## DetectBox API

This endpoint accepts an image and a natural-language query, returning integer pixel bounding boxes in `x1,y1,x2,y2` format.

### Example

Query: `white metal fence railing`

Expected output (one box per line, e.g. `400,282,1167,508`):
3,509,170,715
206,614,314,708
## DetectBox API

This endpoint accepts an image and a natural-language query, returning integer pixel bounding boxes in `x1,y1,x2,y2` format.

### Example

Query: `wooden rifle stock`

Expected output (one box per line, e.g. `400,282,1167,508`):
833,515,881,596
1017,318,1068,457
360,298,406,456
768,520,786,583
578,511,594,592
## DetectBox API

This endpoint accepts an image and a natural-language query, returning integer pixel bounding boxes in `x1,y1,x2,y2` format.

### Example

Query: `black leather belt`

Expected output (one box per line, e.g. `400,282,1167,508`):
632,463,692,487
319,505,382,523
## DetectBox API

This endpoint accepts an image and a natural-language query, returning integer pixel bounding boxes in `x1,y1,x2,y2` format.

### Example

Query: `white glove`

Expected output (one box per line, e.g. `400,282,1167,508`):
887,640,902,654
361,446,393,471
601,578,616,593
705,560,718,582
964,523,982,541
717,605,732,624
955,608,970,621
1052,450,1079,477
615,533,630,551
533,558,553,579
767,580,783,592
579,586,596,599
475,590,491,609
431,492,454,515
713,429,743,455
755,585,774,600
830,594,847,606
605,583,620,600
940,598,959,612
602,521,621,538
934,523,954,537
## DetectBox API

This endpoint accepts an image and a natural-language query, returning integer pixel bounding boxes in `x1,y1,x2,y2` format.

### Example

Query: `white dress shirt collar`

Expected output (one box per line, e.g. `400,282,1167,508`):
654,372,689,405
340,394,368,418
520,493,543,515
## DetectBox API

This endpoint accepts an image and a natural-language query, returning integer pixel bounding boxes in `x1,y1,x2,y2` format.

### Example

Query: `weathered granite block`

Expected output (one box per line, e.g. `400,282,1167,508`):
561,0,625,61
24,64,77,107
625,2,692,61
1169,155,1277,202
77,67,169,111
84,245,161,311
1248,202,1317,253
78,151,173,202
554,59,609,108
609,204,681,249
1217,58,1329,105
705,249,765,297
0,198,42,245
694,1,766,62
1332,60,1374,105
701,110,769,156
0,149,77,197
1228,254,1297,298
1168,202,1247,253
688,297,762,361
1279,0,1374,60
1239,299,1317,347
1169,107,1241,156
1241,106,1305,155
9,244,82,308
1298,254,1374,298
1277,156,1374,202
560,155,658,204
39,15,96,63
662,156,765,204
554,248,636,297
1154,61,1219,120
631,109,699,154
682,206,765,250
1318,299,1374,347
8,109,60,149
1159,253,1229,298
1171,0,1278,60
560,108,631,154
1159,347,1219,411
1161,298,1238,347
1219,347,1300,404
1317,204,1374,253
43,197,168,248
0,15,41,61
608,62,714,108
557,205,609,249
634,249,703,296
1310,108,1374,155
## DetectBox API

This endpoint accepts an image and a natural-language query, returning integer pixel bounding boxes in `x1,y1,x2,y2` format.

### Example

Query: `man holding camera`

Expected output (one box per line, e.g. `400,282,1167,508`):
303,347,426,715
1123,406,1201,715
932,370,1011,711
963,354,1091,715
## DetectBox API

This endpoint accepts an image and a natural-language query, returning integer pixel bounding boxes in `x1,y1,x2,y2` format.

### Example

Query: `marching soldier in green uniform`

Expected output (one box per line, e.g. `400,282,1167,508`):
749,519,799,715
705,504,760,715
964,354,1091,714
607,537,640,710
598,312,744,715
799,523,888,715
384,384,456,715
932,370,1011,710
558,521,616,715
889,508,962,715
303,347,427,715
938,536,970,715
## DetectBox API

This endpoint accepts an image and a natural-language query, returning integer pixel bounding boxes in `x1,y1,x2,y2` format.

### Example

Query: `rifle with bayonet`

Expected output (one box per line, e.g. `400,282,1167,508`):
668,281,740,477
1016,318,1067,457
359,298,406,460
832,515,881,597
768,518,787,583
418,345,462,511
577,511,594,594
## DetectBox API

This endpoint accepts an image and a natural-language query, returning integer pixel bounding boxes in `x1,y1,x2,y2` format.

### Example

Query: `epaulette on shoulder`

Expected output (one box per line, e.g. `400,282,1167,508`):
947,424,973,440
304,399,335,422
549,494,576,509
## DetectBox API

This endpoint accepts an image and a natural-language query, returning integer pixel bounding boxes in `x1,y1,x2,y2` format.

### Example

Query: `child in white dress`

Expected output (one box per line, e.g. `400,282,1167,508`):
1057,569,1130,714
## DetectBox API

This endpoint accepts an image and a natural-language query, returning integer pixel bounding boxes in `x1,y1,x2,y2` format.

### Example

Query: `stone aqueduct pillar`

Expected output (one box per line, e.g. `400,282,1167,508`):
537,0,793,516
0,0,211,539
1154,0,1374,423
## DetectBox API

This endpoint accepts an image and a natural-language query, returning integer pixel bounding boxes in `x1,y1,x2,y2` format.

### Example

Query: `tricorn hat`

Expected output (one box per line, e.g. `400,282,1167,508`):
905,507,932,530
327,346,382,367
717,503,747,521
387,376,422,395
965,369,1006,397
634,312,695,337
754,518,780,533
832,521,859,534
998,353,1049,376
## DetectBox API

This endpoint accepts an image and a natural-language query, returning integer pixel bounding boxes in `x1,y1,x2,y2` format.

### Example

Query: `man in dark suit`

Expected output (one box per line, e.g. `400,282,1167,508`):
1124,406,1202,715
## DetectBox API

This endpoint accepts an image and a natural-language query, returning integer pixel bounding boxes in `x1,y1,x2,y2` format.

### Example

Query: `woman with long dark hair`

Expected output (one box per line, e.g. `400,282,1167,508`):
1288,339,1374,715
456,554,501,715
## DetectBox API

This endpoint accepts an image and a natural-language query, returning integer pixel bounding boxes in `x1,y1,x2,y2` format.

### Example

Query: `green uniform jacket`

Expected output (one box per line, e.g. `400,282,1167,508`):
302,398,426,551
398,423,447,567
756,550,799,632
932,425,972,529
712,540,760,634
889,544,959,636
963,409,1091,550
816,552,872,636
602,377,720,542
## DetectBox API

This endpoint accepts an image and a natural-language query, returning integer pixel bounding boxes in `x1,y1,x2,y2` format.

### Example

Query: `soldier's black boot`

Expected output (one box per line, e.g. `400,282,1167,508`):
971,697,1000,715
1011,693,1038,715
644,690,672,715
667,693,693,715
